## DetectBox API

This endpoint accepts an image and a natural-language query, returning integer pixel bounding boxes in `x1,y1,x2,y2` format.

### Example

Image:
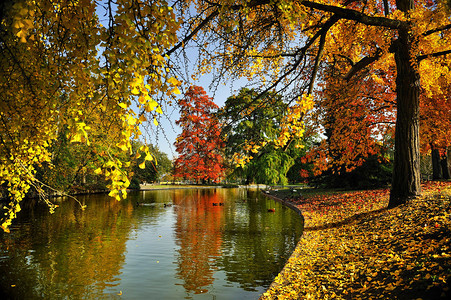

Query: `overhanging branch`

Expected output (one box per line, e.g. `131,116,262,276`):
301,0,404,29
164,9,219,57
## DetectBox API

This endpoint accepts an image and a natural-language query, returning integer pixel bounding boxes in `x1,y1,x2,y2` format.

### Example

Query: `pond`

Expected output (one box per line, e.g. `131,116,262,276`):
0,188,303,299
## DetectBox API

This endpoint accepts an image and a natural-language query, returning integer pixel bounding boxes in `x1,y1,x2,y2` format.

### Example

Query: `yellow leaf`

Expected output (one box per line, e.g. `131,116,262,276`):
172,87,181,95
117,143,128,151
70,134,82,143
131,86,140,95
139,114,147,122
94,168,102,175
139,161,146,169
138,96,146,104
153,118,159,126
127,115,136,126
118,102,128,109
167,77,179,86
145,100,158,112
17,29,27,43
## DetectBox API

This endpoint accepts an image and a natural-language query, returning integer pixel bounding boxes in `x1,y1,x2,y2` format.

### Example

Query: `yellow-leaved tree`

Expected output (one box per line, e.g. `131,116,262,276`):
0,0,181,232
170,0,450,207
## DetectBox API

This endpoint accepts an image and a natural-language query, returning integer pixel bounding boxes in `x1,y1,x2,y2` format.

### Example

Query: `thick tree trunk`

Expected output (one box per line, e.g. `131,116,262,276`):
388,17,421,207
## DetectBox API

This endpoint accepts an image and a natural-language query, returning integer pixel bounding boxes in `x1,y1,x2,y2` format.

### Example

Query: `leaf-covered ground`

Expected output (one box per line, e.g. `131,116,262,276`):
261,181,451,299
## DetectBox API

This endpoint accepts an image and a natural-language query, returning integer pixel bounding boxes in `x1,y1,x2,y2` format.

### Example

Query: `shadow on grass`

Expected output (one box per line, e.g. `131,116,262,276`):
303,207,389,231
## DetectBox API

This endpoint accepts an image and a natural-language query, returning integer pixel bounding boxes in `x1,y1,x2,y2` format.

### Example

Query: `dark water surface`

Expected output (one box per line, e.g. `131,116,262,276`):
0,188,303,299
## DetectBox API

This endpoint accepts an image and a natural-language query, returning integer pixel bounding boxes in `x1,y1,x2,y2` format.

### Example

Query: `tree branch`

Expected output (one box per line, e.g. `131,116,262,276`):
164,9,219,57
301,0,404,29
308,30,327,95
382,0,390,16
254,15,340,100
344,49,382,81
418,49,451,62
423,23,451,36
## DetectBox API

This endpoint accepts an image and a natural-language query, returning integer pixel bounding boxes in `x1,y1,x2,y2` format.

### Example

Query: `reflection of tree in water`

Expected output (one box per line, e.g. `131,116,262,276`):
0,195,136,299
172,189,225,294
218,189,303,291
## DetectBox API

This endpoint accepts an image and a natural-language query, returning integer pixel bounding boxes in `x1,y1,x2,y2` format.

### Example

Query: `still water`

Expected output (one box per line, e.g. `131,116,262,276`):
0,188,303,299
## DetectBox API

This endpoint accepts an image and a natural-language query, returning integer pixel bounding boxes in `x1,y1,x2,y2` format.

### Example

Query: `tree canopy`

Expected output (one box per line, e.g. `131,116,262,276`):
174,85,224,183
0,0,181,232
170,0,451,206
1,0,450,231
220,88,303,185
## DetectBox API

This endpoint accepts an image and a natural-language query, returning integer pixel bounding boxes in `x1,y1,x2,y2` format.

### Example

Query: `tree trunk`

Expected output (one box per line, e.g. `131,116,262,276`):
431,144,442,180
440,148,450,179
388,12,421,207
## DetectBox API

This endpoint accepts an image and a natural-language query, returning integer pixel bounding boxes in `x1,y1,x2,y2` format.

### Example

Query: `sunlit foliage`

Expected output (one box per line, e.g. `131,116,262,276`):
0,0,180,232
219,88,309,185
174,86,224,183
172,0,451,206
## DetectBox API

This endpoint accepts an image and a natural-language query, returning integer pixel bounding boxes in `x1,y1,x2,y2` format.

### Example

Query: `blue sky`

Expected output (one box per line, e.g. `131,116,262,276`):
95,2,249,159
148,72,248,159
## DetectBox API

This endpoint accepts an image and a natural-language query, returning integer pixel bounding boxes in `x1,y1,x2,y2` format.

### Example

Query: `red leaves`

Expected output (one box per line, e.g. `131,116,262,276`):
263,182,451,299
174,86,225,183
307,62,396,177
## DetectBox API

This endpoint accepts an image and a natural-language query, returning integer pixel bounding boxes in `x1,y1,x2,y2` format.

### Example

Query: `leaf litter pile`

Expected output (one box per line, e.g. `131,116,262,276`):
261,181,451,299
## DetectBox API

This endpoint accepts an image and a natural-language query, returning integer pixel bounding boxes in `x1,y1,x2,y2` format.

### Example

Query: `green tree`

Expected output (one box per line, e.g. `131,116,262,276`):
130,141,172,188
220,88,305,185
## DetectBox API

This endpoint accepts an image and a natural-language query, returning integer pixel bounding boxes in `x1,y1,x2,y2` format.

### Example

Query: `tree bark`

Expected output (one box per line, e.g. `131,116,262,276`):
440,148,450,180
388,13,421,207
431,144,442,180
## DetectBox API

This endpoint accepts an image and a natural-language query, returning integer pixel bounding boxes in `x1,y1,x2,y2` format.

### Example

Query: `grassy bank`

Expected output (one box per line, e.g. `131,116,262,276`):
261,181,451,299
138,183,241,190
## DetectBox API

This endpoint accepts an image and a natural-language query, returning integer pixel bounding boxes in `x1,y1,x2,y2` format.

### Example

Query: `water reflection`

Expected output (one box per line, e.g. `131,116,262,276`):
173,189,225,294
0,195,135,299
0,188,303,299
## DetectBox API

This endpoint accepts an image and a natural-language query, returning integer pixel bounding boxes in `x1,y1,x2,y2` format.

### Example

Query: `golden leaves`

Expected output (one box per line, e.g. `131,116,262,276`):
0,0,181,232
262,182,451,299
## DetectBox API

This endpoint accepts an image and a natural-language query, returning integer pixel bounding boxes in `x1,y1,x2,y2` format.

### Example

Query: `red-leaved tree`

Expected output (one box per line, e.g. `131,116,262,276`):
174,86,224,183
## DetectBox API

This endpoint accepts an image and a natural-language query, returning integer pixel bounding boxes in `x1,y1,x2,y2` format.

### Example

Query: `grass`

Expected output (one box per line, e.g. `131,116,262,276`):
261,181,451,300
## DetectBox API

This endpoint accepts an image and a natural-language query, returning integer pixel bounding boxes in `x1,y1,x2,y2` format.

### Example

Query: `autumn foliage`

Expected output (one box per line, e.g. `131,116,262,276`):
172,0,451,206
0,0,180,232
262,181,451,299
2,0,451,231
174,86,224,183
307,65,396,177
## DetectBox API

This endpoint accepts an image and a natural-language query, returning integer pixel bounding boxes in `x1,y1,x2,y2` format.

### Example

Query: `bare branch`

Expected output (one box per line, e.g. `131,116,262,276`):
164,9,219,57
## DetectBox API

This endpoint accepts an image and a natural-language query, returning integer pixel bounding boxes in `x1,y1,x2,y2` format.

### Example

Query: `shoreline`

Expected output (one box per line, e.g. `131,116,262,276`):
259,182,451,299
